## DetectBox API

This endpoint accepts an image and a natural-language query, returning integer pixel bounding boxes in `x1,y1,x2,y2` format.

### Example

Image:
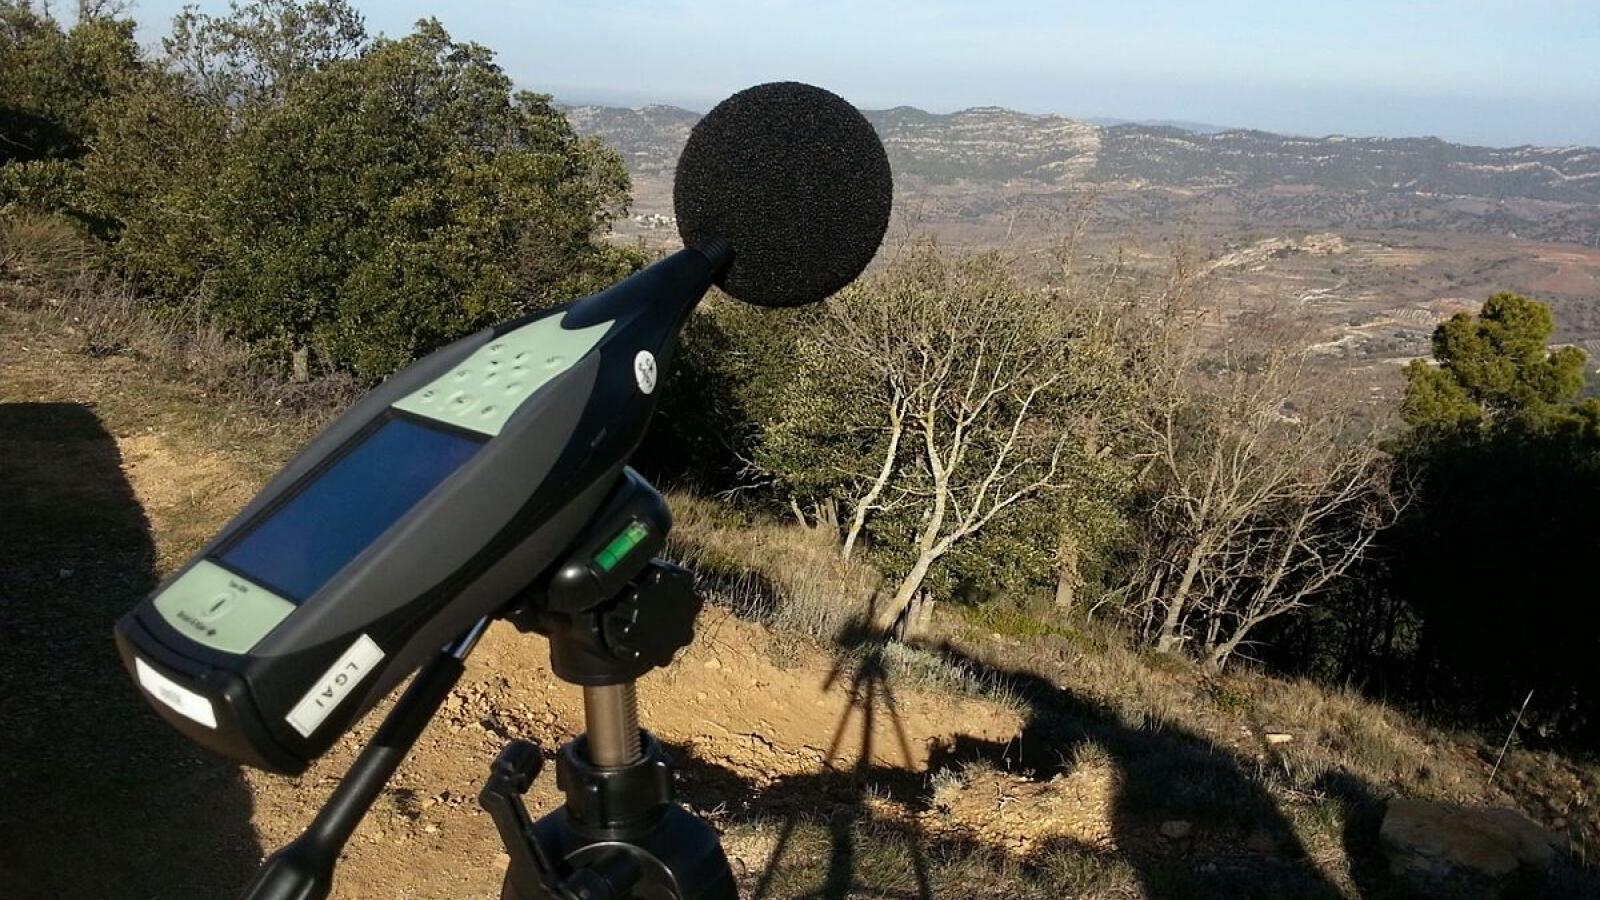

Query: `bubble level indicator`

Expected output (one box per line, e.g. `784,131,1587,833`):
595,521,650,573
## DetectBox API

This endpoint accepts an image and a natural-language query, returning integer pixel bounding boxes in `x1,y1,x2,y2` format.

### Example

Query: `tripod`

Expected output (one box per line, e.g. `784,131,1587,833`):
236,470,736,900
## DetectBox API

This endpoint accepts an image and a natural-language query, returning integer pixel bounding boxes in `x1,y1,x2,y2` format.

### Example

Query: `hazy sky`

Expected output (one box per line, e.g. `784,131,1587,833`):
131,1,1600,147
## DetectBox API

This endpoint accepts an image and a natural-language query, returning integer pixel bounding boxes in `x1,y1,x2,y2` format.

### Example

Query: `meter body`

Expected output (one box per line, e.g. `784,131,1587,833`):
114,247,722,774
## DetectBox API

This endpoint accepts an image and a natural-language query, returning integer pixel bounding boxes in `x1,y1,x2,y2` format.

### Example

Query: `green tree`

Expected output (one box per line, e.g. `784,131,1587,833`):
0,1,142,215
1389,292,1600,743
84,2,637,378
1401,291,1594,434
162,0,365,108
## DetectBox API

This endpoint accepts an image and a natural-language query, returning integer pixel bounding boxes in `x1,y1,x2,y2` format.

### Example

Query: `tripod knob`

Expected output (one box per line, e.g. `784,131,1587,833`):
602,561,701,670
490,740,544,794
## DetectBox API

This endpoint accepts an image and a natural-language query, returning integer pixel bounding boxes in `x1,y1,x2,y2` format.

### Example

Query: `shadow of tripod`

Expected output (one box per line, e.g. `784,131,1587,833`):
749,611,935,900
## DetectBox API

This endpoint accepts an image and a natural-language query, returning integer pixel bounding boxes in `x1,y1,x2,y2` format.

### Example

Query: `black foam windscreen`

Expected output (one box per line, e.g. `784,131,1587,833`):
674,82,893,307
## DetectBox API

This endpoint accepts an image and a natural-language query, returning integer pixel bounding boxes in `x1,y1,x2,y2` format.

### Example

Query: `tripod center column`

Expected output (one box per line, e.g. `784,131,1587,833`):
582,682,642,767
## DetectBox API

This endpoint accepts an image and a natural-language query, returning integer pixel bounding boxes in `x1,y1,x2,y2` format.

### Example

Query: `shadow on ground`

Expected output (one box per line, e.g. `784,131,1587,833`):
661,610,1410,899
0,403,261,898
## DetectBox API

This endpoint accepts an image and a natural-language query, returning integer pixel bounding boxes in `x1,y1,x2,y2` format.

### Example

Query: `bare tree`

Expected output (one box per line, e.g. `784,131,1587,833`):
761,239,1140,635
75,0,132,20
1131,318,1401,668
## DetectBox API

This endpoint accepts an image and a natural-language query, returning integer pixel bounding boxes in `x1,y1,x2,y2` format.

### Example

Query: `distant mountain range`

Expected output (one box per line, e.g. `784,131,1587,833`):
565,100,1600,372
1083,117,1234,135
565,102,1600,204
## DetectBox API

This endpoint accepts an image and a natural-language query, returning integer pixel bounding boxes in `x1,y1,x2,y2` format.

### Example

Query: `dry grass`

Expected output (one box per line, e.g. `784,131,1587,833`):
721,814,1141,900
874,640,1026,712
0,211,97,287
1248,677,1457,797
666,492,880,644
663,486,1598,888
665,494,1034,713
0,212,359,430
668,484,1443,796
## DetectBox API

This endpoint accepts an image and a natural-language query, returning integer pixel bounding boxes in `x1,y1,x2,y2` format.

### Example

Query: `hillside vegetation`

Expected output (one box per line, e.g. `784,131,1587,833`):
572,103,1600,202
3,1,1599,898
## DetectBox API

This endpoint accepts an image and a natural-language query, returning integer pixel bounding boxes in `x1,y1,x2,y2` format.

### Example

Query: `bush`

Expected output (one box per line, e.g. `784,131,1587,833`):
80,4,640,379
0,1,141,224
0,2,141,168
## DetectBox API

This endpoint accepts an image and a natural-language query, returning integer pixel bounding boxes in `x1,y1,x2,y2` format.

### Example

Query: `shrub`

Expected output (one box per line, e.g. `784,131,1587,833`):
0,210,93,287
83,5,640,379
0,1,141,226
0,2,142,168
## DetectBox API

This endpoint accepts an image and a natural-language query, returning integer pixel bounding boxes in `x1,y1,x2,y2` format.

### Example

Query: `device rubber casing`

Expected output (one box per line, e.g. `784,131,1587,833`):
114,248,720,774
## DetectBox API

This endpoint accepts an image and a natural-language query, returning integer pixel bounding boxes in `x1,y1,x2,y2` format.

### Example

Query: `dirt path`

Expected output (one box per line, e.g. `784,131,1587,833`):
0,308,1022,899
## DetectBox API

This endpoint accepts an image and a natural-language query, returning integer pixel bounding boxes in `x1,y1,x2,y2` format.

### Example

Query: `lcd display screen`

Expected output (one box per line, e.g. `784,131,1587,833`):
220,417,481,601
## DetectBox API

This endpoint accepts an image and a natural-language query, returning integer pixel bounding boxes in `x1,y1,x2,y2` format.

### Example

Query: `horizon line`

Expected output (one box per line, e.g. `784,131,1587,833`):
549,90,1597,154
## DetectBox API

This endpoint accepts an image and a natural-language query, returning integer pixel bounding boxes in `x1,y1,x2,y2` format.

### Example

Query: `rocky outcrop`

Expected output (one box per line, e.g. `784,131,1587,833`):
1380,798,1558,899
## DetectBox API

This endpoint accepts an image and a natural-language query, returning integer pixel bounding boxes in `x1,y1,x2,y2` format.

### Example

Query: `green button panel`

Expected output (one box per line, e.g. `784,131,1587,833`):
153,560,294,654
391,315,613,436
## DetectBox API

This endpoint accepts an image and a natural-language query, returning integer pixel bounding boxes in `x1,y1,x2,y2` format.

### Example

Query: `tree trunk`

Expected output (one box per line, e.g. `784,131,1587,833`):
1053,535,1079,612
841,508,867,559
817,498,839,533
891,592,937,641
1207,632,1248,670
881,551,937,634
1154,542,1207,653
1154,601,1186,653
842,404,904,560
1138,566,1166,640
1201,613,1223,661
1210,607,1277,670
1053,572,1076,613
883,414,951,636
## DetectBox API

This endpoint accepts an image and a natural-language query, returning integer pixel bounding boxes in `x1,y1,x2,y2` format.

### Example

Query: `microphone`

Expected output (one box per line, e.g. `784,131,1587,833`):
674,81,894,307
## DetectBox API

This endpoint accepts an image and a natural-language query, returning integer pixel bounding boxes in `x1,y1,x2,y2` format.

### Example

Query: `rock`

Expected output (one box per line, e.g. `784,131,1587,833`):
1159,820,1192,840
1263,732,1294,745
1380,798,1557,899
703,658,722,670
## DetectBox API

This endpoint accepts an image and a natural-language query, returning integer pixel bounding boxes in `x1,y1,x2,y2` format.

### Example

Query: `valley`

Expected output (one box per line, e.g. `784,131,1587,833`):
568,103,1600,393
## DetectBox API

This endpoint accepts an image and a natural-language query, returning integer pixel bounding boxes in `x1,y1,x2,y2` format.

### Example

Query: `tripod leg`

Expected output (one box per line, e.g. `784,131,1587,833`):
239,621,488,900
